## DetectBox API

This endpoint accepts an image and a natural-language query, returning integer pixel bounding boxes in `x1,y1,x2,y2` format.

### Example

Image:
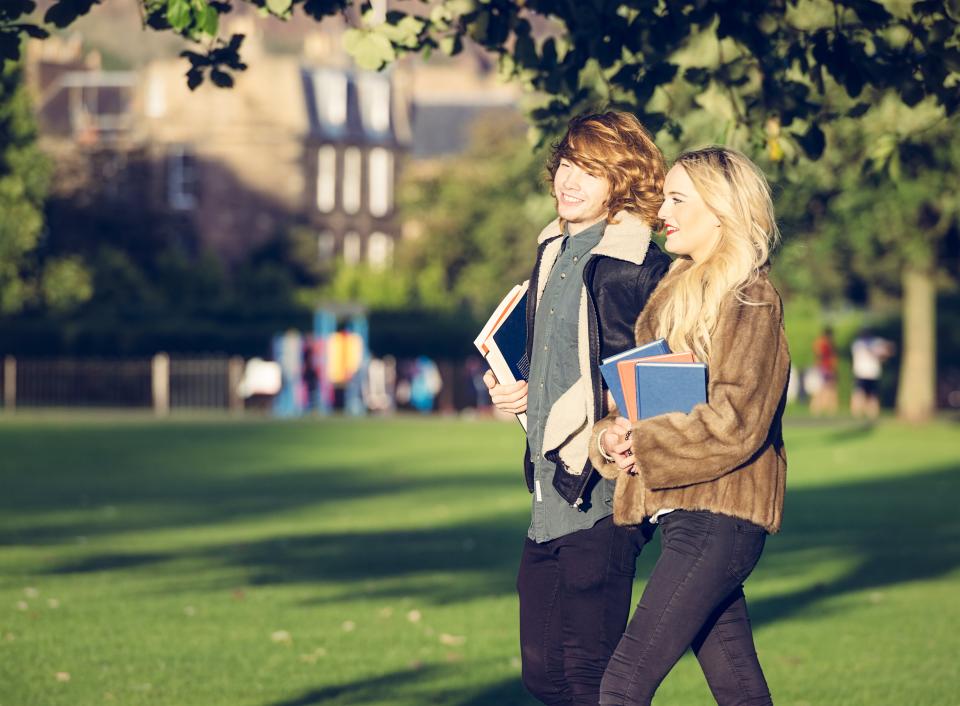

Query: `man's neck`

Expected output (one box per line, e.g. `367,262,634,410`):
565,214,609,236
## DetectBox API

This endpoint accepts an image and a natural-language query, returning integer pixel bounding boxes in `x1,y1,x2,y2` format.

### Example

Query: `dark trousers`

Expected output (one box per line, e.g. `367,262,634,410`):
600,510,772,706
518,515,655,706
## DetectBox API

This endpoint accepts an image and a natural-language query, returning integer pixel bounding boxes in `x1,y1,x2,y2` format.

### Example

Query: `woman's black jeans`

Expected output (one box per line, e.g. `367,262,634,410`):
517,515,655,705
599,510,772,706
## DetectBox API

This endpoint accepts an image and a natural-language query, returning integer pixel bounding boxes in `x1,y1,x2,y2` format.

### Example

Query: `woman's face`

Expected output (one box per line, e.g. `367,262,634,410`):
658,165,722,262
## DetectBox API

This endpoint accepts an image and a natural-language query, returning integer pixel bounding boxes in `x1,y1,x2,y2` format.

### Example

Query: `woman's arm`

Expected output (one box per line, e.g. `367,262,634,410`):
631,283,790,490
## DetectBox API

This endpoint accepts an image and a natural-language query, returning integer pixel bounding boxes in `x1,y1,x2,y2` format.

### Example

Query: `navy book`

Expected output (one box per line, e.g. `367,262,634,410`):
634,362,708,419
599,338,670,414
488,290,530,382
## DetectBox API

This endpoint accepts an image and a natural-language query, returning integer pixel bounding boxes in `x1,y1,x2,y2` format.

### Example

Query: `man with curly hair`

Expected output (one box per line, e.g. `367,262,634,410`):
484,111,671,705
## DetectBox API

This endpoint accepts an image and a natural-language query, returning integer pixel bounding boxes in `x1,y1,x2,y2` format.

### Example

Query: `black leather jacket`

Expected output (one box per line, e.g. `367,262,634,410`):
522,235,671,506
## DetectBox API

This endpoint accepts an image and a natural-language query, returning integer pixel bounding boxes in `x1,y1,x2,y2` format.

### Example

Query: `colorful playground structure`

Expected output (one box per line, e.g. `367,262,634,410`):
272,304,368,417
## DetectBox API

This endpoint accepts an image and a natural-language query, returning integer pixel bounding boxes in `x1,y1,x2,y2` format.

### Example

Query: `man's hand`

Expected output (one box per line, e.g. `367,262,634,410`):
601,416,636,473
483,370,528,414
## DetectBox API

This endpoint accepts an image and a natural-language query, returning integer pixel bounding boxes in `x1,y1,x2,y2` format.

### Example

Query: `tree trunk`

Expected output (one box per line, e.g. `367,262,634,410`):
896,264,936,422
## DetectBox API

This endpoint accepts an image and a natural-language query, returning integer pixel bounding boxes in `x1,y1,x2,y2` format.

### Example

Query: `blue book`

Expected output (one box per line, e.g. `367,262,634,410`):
599,338,670,414
634,362,708,419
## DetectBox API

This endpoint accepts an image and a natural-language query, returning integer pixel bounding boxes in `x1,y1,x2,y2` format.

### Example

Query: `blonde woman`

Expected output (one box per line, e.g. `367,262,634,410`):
591,147,789,706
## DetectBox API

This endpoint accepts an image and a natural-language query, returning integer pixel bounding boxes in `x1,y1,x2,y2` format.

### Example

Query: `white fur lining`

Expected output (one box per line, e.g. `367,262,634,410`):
533,212,653,475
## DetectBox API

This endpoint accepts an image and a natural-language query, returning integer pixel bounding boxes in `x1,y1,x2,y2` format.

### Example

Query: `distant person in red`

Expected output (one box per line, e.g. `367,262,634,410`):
810,326,838,415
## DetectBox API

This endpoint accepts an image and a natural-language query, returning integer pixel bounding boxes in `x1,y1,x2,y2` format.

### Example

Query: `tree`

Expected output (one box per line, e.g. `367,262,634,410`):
772,95,959,421
0,61,46,313
0,59,92,316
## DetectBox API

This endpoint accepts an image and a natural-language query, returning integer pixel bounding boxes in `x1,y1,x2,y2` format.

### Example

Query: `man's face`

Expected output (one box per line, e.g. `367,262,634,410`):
554,159,610,234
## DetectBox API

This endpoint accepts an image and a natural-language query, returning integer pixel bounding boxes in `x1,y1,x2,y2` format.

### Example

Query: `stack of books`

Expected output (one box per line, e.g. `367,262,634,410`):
474,282,530,429
600,338,707,422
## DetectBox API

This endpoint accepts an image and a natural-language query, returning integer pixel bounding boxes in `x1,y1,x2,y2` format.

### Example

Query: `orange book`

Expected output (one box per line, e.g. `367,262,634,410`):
617,352,696,421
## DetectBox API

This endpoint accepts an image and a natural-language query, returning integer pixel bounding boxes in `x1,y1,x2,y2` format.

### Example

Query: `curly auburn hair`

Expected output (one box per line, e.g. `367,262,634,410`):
546,111,666,228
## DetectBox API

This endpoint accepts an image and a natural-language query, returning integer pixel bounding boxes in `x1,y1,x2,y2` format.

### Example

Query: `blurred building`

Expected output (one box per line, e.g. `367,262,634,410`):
25,11,520,271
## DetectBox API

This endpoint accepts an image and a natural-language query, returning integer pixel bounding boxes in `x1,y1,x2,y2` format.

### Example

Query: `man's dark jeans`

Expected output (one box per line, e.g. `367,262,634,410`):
600,510,772,706
517,515,655,706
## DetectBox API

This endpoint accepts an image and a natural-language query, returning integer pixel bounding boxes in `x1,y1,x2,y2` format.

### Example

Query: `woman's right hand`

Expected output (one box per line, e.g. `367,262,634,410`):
602,416,636,473
483,370,528,414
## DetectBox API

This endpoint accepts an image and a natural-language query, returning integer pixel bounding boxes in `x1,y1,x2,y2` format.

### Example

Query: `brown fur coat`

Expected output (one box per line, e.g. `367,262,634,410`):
588,260,790,533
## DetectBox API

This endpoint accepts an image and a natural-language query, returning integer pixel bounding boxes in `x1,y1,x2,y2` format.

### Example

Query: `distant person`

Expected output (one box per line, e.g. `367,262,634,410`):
810,326,838,415
851,329,894,419
595,147,788,705
410,355,441,413
483,111,671,705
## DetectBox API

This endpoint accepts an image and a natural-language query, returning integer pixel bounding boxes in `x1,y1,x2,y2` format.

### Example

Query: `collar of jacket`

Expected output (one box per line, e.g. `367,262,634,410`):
536,211,652,265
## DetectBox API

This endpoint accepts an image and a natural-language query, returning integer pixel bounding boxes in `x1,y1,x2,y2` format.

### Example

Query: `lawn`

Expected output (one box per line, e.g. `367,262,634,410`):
1,413,958,706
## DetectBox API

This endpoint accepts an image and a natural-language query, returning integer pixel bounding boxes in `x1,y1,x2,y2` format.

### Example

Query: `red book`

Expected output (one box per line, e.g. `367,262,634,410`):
617,352,696,421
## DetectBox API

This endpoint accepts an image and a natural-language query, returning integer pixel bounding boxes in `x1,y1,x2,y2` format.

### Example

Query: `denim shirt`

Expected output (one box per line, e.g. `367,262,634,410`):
526,219,615,543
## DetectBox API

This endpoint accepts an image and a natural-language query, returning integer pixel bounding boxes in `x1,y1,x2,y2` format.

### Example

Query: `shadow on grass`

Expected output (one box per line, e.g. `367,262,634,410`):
0,421,522,546
265,666,535,706
33,461,960,613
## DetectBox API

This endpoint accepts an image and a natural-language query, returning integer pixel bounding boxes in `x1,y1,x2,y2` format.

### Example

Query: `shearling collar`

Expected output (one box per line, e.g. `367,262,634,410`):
536,211,653,265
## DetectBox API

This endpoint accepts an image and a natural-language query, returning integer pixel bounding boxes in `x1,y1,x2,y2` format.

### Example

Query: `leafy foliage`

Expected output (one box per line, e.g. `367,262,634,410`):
342,1,960,157
3,2,957,151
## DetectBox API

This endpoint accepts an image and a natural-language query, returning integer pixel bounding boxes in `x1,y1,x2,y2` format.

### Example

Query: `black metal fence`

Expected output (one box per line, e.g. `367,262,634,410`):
0,355,242,411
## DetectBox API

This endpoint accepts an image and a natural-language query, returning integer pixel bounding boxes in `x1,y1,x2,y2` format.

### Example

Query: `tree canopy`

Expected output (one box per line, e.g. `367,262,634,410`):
4,1,959,157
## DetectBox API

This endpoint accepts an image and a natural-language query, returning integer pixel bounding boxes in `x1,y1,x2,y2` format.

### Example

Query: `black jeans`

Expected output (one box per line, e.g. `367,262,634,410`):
600,510,772,706
518,515,655,706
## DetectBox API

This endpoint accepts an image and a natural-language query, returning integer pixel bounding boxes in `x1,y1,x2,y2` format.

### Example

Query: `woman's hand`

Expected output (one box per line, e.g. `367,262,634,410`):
601,416,636,474
483,370,528,414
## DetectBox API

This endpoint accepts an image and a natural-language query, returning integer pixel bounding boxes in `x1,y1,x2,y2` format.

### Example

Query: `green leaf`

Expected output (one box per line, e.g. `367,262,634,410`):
196,2,218,36
167,0,191,31
343,28,395,70
377,15,425,48
438,34,462,56
266,0,292,17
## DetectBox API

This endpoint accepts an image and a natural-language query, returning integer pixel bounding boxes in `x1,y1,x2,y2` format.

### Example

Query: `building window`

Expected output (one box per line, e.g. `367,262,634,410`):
311,69,347,135
318,230,336,261
342,147,362,215
368,148,393,217
343,231,361,265
316,145,337,212
357,72,391,136
168,145,197,211
367,231,393,270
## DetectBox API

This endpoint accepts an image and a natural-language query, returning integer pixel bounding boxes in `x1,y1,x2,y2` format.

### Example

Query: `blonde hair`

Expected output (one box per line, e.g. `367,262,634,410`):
655,147,780,363
547,111,666,228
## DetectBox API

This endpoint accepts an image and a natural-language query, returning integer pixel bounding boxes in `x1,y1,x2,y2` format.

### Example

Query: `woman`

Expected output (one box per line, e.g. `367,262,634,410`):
590,147,790,706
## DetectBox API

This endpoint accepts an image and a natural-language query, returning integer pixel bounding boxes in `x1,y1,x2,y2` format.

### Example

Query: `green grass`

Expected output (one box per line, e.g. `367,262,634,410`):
0,413,958,706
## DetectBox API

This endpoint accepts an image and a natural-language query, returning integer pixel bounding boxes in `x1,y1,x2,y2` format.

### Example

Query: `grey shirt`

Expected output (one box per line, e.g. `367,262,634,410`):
525,220,616,543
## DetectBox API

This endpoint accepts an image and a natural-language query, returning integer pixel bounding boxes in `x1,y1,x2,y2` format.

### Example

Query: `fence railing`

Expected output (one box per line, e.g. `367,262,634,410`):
1,355,244,413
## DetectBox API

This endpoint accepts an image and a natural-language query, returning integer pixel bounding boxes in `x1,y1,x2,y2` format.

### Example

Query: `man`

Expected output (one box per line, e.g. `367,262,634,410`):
484,112,671,705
